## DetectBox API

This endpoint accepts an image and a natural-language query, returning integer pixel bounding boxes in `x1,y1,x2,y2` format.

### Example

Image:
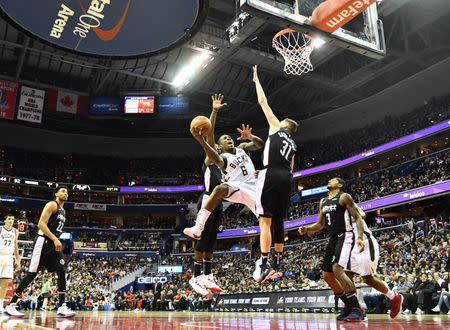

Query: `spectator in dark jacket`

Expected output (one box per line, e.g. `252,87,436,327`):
412,273,440,314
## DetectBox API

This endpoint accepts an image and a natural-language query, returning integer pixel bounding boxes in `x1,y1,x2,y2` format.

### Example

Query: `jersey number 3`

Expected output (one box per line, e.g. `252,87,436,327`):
325,213,331,226
280,140,293,161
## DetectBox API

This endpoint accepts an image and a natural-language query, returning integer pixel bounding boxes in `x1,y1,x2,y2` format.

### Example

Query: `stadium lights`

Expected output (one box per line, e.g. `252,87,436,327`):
172,51,213,88
312,37,326,48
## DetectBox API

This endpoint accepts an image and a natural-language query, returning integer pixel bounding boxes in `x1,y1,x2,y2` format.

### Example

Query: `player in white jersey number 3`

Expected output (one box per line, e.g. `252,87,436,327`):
0,214,21,314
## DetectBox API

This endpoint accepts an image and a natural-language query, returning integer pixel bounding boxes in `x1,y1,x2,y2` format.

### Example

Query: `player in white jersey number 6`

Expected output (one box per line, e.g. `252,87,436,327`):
0,214,21,314
184,124,264,239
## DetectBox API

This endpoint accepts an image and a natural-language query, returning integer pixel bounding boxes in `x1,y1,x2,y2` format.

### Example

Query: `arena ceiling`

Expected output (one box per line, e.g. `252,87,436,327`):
0,0,449,138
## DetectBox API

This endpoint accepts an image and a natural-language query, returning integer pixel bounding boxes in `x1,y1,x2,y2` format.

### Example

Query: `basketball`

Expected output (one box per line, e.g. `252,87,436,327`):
190,116,211,136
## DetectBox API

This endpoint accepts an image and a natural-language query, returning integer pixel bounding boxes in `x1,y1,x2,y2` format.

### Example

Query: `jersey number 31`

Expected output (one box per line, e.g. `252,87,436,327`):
280,141,293,161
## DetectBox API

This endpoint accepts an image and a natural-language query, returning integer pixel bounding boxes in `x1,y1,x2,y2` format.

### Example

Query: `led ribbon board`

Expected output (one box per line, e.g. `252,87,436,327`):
294,120,450,178
217,180,450,238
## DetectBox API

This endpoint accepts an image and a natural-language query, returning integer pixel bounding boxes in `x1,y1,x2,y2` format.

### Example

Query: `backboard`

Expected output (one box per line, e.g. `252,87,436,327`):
240,0,386,59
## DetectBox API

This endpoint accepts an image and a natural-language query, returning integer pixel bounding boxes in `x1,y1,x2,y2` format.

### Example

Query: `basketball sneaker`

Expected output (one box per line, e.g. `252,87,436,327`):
189,276,209,297
402,309,411,315
183,225,202,240
56,303,76,318
201,274,223,294
253,258,275,283
4,303,24,318
415,307,424,315
389,293,403,318
336,308,350,321
343,307,365,322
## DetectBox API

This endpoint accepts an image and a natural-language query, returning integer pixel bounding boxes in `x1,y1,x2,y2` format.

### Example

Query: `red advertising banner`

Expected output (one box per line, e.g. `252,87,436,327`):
0,80,18,120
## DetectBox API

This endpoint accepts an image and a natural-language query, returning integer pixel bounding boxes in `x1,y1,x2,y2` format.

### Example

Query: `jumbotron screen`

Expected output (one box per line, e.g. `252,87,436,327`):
124,96,155,114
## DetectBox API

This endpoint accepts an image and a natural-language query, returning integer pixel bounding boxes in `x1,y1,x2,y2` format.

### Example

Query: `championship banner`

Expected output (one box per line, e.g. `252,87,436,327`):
215,287,372,312
74,203,106,211
0,80,18,120
74,241,107,250
17,86,45,123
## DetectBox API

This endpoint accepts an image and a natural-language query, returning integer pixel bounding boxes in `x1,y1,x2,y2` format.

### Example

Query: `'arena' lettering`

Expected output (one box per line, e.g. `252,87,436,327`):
50,4,75,39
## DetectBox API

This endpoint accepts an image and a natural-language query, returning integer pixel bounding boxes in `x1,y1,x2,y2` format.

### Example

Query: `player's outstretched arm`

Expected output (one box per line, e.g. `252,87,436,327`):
253,65,281,135
207,94,227,148
191,127,226,170
205,94,227,165
341,193,365,251
299,199,325,236
38,202,63,251
236,124,264,151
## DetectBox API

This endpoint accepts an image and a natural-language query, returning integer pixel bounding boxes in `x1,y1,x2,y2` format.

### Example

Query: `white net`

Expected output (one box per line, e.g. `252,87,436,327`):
272,29,314,76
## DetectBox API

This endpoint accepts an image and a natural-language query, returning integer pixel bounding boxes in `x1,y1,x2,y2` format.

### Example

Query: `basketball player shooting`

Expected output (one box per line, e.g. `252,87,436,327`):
189,94,227,297
298,178,366,322
252,65,298,283
0,214,21,314
5,186,75,318
345,204,403,319
184,122,264,239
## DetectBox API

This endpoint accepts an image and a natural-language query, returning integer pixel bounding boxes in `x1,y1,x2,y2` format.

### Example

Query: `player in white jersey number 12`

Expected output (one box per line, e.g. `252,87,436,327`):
0,214,21,314
184,124,264,239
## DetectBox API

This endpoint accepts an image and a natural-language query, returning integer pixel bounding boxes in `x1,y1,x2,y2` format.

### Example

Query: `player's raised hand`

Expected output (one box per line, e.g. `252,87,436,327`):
212,94,227,111
252,65,259,83
237,124,253,141
298,226,307,236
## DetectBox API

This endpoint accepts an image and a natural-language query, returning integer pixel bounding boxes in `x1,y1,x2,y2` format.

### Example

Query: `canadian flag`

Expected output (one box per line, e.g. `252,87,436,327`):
46,89,88,116
56,91,78,114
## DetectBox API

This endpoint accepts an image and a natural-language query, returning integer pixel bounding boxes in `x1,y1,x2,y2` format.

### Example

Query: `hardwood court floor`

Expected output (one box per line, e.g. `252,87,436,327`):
0,311,449,330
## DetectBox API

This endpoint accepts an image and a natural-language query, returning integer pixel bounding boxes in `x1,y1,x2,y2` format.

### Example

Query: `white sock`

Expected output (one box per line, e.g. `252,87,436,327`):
385,290,395,300
195,208,211,230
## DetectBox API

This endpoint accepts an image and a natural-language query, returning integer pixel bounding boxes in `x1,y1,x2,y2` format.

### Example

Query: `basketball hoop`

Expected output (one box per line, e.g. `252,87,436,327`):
272,28,314,76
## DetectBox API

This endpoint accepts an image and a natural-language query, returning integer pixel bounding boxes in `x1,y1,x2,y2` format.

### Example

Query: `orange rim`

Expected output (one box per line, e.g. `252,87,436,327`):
272,29,313,45
272,28,296,40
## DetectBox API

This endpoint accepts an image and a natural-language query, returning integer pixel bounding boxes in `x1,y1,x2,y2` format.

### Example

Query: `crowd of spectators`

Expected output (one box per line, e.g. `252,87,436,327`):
289,148,450,220
74,231,119,244
297,94,450,169
116,232,166,252
2,94,449,187
14,257,150,312
12,215,450,315
106,217,449,313
69,230,168,252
